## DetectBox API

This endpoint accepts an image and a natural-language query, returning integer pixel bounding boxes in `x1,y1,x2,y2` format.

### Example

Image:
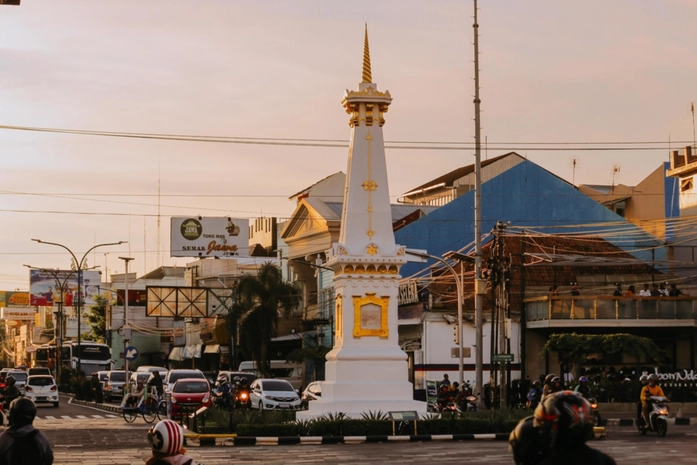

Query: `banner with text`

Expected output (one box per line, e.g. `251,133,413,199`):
170,217,249,258
0,291,30,308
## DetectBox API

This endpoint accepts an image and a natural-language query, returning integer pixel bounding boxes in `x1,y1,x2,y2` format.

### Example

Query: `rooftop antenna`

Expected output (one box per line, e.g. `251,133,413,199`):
612,165,621,189
157,155,162,268
685,102,697,150
571,158,579,186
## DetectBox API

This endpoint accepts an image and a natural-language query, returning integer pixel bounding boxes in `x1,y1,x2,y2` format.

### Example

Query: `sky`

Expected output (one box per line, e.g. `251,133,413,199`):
1,0,696,290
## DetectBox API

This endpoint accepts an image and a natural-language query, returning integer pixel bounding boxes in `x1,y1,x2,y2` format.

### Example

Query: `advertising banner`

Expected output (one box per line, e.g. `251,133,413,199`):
29,270,102,307
170,217,249,258
65,317,92,338
0,291,31,308
1,307,35,321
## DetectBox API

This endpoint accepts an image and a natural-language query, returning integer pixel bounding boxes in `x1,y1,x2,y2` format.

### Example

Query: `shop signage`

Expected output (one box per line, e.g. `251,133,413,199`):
1,307,35,321
653,368,697,381
170,217,249,258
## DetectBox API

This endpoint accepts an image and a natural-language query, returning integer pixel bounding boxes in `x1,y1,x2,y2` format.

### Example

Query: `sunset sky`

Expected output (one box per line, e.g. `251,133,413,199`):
1,0,696,290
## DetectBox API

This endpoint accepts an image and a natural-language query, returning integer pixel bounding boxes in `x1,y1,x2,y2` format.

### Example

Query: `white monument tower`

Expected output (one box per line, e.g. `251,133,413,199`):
298,27,426,419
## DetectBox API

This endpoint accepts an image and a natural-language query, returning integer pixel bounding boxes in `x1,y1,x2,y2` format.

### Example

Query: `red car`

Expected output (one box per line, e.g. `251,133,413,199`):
168,378,211,419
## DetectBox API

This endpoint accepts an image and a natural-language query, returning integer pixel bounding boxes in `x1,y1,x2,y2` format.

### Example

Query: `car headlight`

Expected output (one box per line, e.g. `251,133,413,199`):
265,395,275,400
171,397,177,404
203,395,210,403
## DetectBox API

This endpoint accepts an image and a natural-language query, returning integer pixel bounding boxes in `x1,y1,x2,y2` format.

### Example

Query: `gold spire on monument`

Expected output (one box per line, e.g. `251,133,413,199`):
362,24,372,83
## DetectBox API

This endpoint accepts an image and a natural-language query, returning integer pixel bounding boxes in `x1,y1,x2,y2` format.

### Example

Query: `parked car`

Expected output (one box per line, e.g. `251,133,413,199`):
103,370,127,402
7,370,27,395
162,369,206,393
250,379,302,411
167,378,211,419
27,367,52,377
25,375,59,407
95,370,109,390
300,381,322,409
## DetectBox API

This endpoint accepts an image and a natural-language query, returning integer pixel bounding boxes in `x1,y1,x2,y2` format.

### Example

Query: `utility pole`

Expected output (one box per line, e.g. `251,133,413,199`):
472,0,485,410
119,257,134,393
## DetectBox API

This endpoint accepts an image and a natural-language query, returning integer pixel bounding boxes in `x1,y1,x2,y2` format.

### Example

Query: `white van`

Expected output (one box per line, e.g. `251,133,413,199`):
238,360,303,391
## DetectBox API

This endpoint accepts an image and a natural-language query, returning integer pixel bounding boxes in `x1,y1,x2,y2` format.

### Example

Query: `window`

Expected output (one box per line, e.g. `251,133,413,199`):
681,178,693,192
28,377,54,387
261,380,294,392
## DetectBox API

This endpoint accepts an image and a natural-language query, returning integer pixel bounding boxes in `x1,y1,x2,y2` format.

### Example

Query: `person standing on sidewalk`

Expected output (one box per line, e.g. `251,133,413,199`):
0,398,53,465
146,420,197,465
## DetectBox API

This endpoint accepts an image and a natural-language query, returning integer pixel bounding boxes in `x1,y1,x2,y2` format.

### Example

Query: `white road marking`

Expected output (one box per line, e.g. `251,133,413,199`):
91,415,104,419
76,415,88,419
61,415,71,419
44,416,56,420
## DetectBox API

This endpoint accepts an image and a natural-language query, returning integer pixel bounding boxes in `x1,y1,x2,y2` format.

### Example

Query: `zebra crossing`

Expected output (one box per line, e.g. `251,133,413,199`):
38,413,120,420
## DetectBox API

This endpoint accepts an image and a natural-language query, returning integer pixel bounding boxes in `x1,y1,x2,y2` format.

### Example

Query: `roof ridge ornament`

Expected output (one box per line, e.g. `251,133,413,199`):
362,24,372,84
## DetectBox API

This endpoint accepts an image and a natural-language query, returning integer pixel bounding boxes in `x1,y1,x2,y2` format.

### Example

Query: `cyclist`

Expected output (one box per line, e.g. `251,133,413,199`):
122,380,146,409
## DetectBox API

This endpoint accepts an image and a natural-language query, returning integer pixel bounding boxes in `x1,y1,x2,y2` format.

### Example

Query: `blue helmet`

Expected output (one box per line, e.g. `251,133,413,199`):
579,376,588,384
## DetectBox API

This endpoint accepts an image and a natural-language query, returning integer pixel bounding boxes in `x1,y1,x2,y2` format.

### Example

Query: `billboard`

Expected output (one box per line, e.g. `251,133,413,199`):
170,216,249,258
1,308,35,321
29,270,102,306
0,291,30,308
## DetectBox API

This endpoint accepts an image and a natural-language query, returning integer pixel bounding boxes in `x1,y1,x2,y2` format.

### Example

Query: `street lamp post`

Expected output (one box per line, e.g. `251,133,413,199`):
32,239,126,373
23,265,88,384
405,250,464,387
119,257,134,394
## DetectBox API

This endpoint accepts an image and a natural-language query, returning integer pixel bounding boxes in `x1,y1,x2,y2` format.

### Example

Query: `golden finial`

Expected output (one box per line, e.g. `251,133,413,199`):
362,24,372,83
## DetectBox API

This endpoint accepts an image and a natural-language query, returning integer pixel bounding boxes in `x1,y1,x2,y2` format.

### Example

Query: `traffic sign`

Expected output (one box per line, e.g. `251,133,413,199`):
124,346,139,361
492,353,514,363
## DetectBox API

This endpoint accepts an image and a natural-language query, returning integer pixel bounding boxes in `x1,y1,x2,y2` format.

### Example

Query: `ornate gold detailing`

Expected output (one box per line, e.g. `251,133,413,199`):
353,293,389,338
366,229,375,239
362,180,377,191
396,248,406,256
367,244,378,256
366,265,376,273
344,265,354,274
388,265,399,274
355,265,365,274
362,24,372,84
337,246,348,255
336,294,343,339
378,265,387,274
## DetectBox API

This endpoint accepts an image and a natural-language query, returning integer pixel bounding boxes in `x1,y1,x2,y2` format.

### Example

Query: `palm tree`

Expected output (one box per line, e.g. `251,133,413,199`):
234,262,301,376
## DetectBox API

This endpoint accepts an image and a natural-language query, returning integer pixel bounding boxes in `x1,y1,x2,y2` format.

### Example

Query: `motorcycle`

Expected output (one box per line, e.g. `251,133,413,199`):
637,396,669,437
235,388,251,410
212,389,233,410
465,395,478,412
587,396,602,427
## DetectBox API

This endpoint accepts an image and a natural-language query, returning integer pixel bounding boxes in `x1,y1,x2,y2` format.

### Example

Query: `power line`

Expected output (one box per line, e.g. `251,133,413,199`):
0,124,692,151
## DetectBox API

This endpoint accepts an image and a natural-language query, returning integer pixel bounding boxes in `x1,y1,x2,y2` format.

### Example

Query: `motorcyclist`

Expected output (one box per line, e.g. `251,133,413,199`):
3,376,20,411
510,391,617,465
527,380,542,409
216,378,232,409
636,374,649,423
574,376,592,399
147,371,164,400
640,374,666,429
550,377,563,396
146,419,197,465
541,374,556,401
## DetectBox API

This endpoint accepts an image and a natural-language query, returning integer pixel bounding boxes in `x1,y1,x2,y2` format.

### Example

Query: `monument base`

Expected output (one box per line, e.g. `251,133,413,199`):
296,397,426,420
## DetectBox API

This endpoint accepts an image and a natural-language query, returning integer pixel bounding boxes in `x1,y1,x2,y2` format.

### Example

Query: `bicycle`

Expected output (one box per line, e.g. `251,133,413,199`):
122,390,165,424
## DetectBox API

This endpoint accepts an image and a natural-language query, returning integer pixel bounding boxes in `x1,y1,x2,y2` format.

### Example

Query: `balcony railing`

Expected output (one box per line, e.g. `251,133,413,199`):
524,296,696,322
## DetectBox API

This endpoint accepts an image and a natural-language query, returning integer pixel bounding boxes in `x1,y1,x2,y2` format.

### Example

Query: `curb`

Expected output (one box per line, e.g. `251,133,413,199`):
67,396,121,414
190,433,510,447
604,418,692,426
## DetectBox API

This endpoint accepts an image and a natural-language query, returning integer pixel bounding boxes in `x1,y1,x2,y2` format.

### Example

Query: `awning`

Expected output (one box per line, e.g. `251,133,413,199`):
203,344,220,354
183,344,203,359
168,347,184,362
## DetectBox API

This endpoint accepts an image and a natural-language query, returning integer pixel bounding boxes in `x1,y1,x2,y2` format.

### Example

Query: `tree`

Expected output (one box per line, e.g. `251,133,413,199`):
85,295,108,343
542,333,663,378
234,262,301,377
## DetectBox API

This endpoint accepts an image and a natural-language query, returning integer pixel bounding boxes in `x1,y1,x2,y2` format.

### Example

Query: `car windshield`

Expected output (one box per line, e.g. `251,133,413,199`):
173,381,208,393
109,372,126,382
169,371,204,383
28,376,54,386
261,380,294,392
9,373,27,382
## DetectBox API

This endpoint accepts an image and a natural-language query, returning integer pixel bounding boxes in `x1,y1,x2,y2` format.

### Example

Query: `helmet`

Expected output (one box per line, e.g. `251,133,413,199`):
148,420,184,456
239,377,248,387
533,380,542,388
544,374,556,384
639,374,649,384
534,391,594,448
648,374,659,383
551,377,561,384
509,416,547,465
6,375,15,386
579,376,588,384
233,376,240,381
8,398,37,427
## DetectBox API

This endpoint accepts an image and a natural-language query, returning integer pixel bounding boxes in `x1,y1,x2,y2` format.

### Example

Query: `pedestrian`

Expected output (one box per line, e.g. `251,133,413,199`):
650,283,662,297
639,283,651,297
624,285,635,297
0,398,54,465
659,282,669,297
146,419,197,465
612,283,622,296
669,283,684,297
509,391,616,465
